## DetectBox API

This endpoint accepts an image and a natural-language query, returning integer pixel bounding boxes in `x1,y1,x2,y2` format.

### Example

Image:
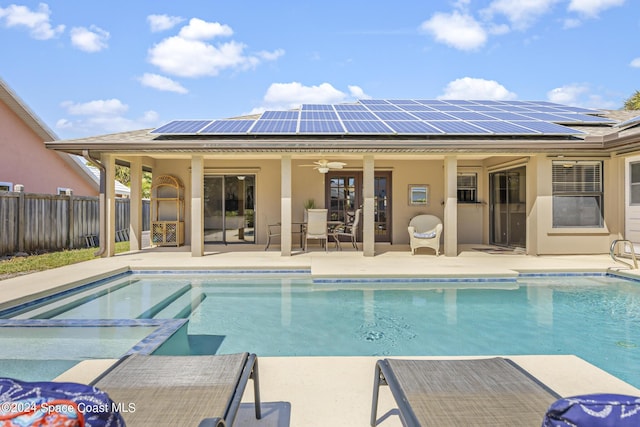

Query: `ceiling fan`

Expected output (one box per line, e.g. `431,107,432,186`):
299,159,347,174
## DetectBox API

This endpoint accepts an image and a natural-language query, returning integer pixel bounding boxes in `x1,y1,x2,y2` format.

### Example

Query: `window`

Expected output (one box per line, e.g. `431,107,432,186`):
552,160,603,227
630,162,640,205
57,187,73,195
0,182,12,192
457,173,477,203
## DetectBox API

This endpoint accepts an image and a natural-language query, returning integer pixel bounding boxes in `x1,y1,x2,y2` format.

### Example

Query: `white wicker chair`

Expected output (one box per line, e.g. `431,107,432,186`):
408,214,443,255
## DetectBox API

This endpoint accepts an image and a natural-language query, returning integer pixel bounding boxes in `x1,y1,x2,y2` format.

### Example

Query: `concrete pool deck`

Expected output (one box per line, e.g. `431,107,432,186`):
3,245,640,426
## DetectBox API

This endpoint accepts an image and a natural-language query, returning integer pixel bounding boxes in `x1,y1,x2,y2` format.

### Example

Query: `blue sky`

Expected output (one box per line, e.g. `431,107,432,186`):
0,0,638,139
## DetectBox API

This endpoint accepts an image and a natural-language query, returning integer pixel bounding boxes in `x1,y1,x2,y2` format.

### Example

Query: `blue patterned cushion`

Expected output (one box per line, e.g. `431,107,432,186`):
542,394,640,426
413,231,437,239
0,378,126,426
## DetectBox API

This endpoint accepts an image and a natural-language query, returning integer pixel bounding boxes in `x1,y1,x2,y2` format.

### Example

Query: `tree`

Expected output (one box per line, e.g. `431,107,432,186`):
624,90,640,110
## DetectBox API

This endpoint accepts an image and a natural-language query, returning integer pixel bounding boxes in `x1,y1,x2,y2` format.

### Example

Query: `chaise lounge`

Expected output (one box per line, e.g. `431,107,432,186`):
91,352,261,427
371,357,559,426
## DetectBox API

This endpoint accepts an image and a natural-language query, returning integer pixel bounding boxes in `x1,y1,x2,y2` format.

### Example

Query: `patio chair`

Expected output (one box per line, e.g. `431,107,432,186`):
91,352,261,427
332,208,361,250
265,223,281,250
305,208,328,252
371,357,559,427
408,214,443,255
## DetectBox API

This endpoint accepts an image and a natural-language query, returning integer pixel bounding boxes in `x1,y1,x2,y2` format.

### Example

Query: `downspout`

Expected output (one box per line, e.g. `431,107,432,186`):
82,150,106,257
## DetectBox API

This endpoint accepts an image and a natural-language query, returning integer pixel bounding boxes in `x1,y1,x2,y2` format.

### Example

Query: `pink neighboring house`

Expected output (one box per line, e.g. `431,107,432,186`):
0,77,97,196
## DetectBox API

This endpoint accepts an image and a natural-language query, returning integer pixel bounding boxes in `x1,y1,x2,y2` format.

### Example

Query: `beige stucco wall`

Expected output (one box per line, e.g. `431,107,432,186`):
147,152,625,255
0,101,96,196
524,155,618,255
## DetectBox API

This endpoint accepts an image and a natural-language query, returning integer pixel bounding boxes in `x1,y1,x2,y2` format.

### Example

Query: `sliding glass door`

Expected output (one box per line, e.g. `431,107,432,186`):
204,175,255,244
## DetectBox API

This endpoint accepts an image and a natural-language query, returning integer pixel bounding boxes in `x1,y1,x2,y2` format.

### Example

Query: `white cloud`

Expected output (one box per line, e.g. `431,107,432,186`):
547,84,589,105
147,14,184,32
139,73,188,94
420,11,487,51
61,99,128,116
148,18,284,78
57,98,160,136
547,83,617,109
250,82,369,113
438,77,517,100
0,3,64,39
178,18,233,40
70,25,109,52
568,0,626,17
630,58,640,68
482,0,561,31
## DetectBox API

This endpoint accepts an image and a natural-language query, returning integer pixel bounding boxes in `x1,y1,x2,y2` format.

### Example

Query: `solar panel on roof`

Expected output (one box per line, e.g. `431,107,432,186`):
251,120,297,133
614,115,640,129
470,120,538,134
342,120,393,134
363,103,403,112
261,111,299,120
410,111,457,121
200,120,255,134
374,111,419,121
512,121,584,135
482,112,531,121
337,111,378,120
301,104,334,111
360,99,391,104
334,104,368,111
429,121,491,134
445,112,495,121
386,121,443,134
387,99,420,105
299,120,344,133
427,104,470,112
150,120,212,134
395,104,435,111
301,111,338,120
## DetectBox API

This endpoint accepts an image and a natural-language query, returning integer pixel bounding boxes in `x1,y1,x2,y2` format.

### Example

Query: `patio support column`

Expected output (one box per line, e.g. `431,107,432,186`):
443,155,458,256
191,155,204,257
363,155,375,256
129,157,143,251
281,155,293,256
103,153,116,257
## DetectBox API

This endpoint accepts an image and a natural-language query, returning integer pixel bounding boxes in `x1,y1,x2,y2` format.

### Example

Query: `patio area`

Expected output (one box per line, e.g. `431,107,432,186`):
2,247,640,426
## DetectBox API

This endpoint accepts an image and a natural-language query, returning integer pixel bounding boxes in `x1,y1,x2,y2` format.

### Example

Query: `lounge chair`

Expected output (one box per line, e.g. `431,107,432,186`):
332,208,361,250
408,214,443,255
91,352,261,427
305,208,328,252
371,357,559,427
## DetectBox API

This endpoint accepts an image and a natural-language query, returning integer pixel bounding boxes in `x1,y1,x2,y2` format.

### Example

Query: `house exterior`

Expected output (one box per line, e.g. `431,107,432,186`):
45,99,640,258
0,77,98,196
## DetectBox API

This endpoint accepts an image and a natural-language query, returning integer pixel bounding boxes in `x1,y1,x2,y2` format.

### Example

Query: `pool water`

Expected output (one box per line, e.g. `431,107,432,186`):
2,272,640,387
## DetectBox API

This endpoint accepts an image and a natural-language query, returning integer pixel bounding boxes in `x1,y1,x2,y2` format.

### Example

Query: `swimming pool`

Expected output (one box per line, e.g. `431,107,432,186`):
2,270,640,387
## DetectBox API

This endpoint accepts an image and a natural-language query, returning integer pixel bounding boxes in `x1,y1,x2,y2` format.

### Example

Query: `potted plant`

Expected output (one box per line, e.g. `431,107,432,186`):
303,199,315,222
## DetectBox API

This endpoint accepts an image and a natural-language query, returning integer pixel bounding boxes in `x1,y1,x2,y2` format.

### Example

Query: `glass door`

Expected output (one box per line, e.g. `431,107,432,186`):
325,171,391,242
204,175,255,244
489,166,526,248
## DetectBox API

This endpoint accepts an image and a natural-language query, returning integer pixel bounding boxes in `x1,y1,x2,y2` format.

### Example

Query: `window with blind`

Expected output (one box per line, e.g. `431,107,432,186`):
552,160,603,227
630,162,640,205
457,173,477,203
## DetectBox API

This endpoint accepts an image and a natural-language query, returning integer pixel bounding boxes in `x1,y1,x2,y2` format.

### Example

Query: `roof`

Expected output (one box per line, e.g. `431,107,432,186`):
1,76,98,190
45,100,640,157
84,164,131,196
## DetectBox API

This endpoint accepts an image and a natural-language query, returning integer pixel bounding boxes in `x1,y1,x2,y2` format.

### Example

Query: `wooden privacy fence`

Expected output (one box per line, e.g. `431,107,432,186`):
0,192,149,256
